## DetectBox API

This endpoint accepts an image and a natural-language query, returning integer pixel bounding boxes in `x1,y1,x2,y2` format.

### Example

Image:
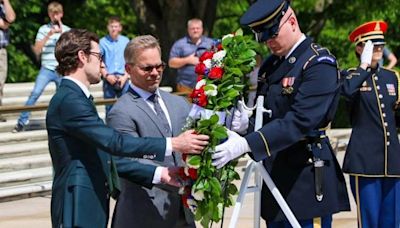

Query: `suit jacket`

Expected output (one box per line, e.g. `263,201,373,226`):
107,88,194,228
245,37,350,221
46,79,166,228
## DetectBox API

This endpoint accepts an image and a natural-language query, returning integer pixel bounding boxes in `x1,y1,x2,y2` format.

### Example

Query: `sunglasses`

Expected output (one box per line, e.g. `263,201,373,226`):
89,52,104,61
136,62,166,73
252,13,293,42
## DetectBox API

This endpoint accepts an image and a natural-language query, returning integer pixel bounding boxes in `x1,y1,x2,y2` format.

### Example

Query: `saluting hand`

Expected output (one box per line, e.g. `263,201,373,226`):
360,40,373,68
172,129,209,154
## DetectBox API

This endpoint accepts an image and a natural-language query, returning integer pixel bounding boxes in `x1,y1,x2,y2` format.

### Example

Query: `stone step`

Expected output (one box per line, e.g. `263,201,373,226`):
0,130,47,144
0,167,52,187
0,181,52,202
0,141,48,159
0,154,51,172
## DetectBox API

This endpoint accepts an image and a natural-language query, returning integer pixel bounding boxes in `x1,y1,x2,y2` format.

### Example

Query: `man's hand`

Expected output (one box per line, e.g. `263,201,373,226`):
118,75,129,87
172,129,209,154
160,167,181,187
105,74,118,85
186,53,199,65
212,130,250,169
231,100,250,134
360,40,373,69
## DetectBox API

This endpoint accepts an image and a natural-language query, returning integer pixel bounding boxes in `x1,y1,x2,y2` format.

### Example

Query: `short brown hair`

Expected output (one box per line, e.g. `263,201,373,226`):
48,1,63,13
124,35,161,65
55,29,99,76
108,16,121,24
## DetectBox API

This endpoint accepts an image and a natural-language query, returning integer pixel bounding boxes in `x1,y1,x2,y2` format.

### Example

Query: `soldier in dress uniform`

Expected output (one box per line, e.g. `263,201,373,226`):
341,21,400,228
211,0,350,227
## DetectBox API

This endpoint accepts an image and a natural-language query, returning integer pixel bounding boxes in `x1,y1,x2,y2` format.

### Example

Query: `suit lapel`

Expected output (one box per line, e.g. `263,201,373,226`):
161,91,181,137
127,88,170,137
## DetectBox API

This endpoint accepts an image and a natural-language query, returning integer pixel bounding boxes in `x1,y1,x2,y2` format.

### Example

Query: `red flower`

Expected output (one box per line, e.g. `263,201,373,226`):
208,67,224,80
195,63,207,75
199,51,214,62
182,154,188,162
216,43,223,51
188,168,198,180
196,75,204,82
181,194,189,208
190,86,208,107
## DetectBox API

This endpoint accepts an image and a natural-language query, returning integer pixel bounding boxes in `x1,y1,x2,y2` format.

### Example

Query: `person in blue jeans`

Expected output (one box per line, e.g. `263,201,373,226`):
100,16,130,116
13,1,70,132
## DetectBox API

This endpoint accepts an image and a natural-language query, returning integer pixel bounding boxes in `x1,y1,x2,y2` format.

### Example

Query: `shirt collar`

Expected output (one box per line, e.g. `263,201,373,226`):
63,76,91,98
285,34,306,59
130,84,160,100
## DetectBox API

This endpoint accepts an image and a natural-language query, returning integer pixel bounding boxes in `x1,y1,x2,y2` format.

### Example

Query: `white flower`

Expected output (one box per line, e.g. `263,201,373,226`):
205,84,218,97
191,188,205,201
203,59,212,69
187,197,198,213
195,79,206,90
212,50,226,62
222,33,234,40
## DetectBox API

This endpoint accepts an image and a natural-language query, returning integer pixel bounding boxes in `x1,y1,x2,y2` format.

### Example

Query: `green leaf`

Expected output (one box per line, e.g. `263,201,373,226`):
209,114,219,125
212,125,228,139
187,155,201,167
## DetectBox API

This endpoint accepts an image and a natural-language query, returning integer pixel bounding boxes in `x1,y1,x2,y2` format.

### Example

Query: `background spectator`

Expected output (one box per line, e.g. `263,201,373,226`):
0,0,15,122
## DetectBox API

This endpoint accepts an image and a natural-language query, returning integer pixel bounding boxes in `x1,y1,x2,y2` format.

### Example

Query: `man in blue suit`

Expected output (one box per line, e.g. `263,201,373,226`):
46,29,209,228
212,0,350,227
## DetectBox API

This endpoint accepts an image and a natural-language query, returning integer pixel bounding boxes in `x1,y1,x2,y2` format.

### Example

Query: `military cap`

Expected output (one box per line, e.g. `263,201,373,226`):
240,0,290,42
349,21,388,45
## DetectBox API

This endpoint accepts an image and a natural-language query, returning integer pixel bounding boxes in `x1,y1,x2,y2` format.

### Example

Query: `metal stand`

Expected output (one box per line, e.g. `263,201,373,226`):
228,96,301,228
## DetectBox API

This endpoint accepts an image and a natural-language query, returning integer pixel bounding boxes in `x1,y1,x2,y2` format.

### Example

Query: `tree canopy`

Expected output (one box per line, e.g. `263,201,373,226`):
5,0,400,108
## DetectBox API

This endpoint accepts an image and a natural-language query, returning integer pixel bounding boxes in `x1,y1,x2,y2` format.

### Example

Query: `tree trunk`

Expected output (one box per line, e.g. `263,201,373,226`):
131,0,218,88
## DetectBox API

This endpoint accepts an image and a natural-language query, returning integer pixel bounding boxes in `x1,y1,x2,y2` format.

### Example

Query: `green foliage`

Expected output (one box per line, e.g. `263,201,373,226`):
6,0,137,83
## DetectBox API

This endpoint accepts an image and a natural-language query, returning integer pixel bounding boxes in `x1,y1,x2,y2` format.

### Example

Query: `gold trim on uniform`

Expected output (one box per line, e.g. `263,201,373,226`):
256,131,271,157
346,173,400,178
313,217,322,228
354,175,363,228
371,77,389,175
248,1,285,28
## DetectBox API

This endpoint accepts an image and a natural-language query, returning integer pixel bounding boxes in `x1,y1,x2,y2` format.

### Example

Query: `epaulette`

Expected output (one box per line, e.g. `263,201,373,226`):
346,67,357,72
303,43,337,70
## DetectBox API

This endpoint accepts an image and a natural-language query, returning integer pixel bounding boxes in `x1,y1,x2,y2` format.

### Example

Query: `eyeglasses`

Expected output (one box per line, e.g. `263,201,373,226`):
373,45,384,51
89,52,103,61
136,62,166,73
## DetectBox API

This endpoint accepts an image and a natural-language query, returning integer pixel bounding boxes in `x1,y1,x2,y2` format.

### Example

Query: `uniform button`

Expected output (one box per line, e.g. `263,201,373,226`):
383,113,386,117
384,122,388,127
107,161,111,164
387,141,390,146
381,103,385,108
387,132,390,136
379,94,383,99
105,182,108,187
374,76,378,80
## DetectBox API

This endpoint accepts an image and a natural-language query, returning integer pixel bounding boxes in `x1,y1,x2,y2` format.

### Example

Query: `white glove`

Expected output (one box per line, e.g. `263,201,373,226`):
212,130,251,169
361,40,373,66
231,100,250,134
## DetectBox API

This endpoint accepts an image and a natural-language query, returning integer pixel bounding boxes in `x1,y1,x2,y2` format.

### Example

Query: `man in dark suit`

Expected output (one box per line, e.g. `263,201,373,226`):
108,35,194,228
211,0,350,227
46,29,209,228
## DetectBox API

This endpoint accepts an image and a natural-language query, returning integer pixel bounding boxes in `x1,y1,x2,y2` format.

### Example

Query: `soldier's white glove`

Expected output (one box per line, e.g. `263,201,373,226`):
361,40,373,66
212,130,251,169
231,100,250,134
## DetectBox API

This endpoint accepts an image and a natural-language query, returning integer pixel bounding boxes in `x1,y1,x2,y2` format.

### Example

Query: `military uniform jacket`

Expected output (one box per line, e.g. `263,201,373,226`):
46,79,166,228
341,66,400,176
244,37,350,221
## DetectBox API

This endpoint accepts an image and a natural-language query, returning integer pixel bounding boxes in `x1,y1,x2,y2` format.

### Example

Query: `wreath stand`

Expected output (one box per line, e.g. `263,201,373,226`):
228,96,301,228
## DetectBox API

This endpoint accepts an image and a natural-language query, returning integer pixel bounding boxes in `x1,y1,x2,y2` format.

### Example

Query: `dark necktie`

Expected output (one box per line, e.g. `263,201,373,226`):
148,93,171,135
